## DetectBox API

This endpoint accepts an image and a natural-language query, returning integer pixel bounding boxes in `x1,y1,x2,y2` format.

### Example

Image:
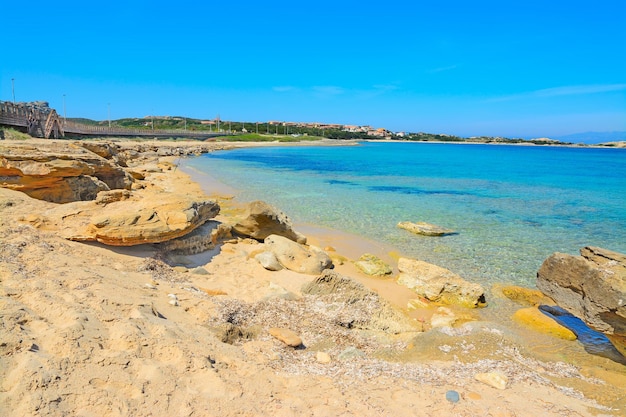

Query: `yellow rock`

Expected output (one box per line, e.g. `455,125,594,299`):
512,307,577,340
269,327,302,347
499,285,553,306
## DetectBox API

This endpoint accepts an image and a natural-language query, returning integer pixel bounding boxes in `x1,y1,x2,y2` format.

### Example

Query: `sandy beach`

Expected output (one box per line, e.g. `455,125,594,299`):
1,138,624,416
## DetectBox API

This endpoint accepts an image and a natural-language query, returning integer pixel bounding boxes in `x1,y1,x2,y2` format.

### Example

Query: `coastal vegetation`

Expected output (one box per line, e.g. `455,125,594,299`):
67,116,576,145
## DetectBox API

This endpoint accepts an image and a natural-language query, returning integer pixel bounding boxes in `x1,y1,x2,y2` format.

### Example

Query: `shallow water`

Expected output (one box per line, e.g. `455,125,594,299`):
184,141,626,288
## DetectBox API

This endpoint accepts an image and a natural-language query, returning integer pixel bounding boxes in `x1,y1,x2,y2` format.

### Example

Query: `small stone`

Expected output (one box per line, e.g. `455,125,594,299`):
445,390,460,403
168,293,178,300
474,372,508,390
268,327,302,347
255,251,283,271
316,351,332,364
173,266,188,273
430,307,457,328
190,267,209,275
466,391,481,400
168,299,179,306
337,346,365,361
144,283,157,290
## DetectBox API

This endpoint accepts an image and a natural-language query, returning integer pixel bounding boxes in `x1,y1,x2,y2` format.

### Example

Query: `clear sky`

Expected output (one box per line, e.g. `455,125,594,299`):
2,0,625,138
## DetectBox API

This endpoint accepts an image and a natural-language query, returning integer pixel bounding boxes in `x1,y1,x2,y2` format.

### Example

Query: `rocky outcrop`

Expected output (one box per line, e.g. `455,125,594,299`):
77,198,220,246
536,246,626,335
397,221,455,236
263,234,332,275
232,200,307,244
0,141,133,203
397,257,486,308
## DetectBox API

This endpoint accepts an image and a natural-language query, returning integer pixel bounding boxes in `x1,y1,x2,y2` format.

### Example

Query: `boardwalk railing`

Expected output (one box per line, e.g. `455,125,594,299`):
0,101,226,139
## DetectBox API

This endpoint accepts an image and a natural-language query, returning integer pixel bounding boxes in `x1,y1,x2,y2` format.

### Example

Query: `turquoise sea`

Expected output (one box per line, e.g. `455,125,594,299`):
184,142,626,288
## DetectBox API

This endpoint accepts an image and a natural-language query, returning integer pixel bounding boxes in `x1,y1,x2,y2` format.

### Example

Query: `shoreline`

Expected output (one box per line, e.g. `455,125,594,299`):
1,138,625,416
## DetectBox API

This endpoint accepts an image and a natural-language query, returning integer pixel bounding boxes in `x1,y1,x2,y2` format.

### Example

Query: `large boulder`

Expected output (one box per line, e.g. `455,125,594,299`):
81,199,220,246
397,257,486,308
0,141,133,203
536,246,626,335
232,201,306,244
264,234,332,274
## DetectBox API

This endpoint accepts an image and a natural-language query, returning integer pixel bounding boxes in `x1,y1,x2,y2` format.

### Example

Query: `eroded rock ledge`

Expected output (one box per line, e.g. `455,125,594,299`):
537,246,626,335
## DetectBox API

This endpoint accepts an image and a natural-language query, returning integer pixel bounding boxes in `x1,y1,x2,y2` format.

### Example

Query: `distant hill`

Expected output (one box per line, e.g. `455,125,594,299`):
553,131,626,144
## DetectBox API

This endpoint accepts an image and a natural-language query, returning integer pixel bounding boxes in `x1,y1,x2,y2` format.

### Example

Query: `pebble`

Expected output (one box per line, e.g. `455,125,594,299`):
474,372,508,390
144,283,157,290
168,299,179,306
316,351,332,364
445,390,460,403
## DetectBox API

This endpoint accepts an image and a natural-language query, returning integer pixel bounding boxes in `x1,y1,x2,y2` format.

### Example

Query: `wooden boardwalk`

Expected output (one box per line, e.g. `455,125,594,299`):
0,101,225,139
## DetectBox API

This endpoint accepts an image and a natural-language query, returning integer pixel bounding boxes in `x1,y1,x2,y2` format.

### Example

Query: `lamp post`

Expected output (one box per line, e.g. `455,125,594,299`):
11,78,15,104
63,94,66,126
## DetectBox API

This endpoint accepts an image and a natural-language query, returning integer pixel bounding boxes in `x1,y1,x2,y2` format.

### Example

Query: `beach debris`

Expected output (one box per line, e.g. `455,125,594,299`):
269,327,302,347
397,257,486,308
474,372,508,390
316,351,332,364
255,251,283,271
445,390,460,403
354,253,392,276
232,200,307,244
151,303,166,319
512,307,576,340
397,221,456,236
264,234,332,275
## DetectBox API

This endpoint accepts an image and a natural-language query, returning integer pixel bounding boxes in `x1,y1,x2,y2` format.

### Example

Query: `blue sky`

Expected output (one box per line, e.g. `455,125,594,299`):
2,0,625,138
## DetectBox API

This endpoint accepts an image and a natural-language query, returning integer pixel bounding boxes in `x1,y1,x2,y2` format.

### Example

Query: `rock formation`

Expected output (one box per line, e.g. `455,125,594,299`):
536,246,626,335
232,200,307,244
263,234,332,274
0,141,133,203
397,257,486,308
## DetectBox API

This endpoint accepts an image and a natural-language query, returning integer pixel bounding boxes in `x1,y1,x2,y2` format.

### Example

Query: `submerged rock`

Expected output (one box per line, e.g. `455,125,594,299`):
397,221,455,236
397,257,486,308
512,307,576,340
538,305,626,365
354,253,392,276
537,246,626,335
